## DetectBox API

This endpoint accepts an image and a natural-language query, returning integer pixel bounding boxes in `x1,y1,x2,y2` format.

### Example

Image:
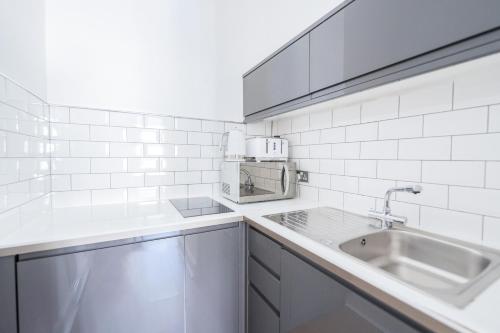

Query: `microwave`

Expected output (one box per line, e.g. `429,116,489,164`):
221,161,296,204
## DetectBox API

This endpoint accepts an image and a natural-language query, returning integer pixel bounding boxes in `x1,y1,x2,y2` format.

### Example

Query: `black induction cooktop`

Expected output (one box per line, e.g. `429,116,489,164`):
169,197,234,218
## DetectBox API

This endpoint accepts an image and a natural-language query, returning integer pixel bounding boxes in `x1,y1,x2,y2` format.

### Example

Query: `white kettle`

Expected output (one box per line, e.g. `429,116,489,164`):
219,130,246,161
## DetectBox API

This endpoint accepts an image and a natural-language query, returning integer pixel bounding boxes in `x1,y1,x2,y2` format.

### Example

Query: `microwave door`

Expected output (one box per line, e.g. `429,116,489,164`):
228,161,296,203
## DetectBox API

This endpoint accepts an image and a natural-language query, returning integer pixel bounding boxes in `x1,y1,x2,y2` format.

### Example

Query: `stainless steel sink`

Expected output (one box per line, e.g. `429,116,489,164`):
339,228,500,307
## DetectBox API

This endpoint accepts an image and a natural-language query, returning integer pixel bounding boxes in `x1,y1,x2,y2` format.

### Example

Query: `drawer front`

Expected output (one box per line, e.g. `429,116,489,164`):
248,286,279,333
249,228,281,277
249,256,280,310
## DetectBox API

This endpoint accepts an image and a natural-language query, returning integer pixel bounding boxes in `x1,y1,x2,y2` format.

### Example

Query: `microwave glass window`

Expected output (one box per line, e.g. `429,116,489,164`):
239,162,285,197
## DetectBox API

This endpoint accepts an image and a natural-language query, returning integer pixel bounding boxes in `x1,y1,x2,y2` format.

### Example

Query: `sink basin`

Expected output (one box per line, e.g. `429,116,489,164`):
339,228,500,307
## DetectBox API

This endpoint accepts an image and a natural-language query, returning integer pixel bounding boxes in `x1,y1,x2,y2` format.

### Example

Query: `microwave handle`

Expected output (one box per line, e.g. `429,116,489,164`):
281,164,290,195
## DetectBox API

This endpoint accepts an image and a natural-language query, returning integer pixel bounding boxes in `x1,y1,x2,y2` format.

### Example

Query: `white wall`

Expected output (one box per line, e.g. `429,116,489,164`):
46,0,218,120
0,0,47,99
45,0,341,122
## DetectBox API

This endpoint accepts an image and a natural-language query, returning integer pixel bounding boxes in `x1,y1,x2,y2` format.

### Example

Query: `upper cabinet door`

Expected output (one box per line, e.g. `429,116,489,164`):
243,35,310,116
310,0,500,93
309,8,346,94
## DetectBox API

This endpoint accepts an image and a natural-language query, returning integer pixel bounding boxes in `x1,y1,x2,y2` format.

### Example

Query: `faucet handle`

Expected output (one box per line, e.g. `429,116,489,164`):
368,209,407,229
368,210,385,229
388,214,407,226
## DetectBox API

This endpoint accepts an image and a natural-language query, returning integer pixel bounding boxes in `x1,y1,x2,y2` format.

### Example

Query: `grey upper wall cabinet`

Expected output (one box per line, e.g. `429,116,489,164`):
310,0,500,92
243,0,500,122
243,34,310,117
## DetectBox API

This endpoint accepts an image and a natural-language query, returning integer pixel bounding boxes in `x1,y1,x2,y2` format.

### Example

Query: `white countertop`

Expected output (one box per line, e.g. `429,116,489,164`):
0,195,499,333
0,197,243,257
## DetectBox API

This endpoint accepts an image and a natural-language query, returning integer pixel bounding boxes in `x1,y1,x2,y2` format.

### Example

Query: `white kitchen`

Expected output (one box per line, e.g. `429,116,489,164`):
1,1,500,332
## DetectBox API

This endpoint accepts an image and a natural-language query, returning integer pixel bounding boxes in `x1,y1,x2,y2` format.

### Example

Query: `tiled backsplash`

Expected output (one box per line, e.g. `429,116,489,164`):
0,74,51,215
1,70,269,215
272,55,500,248
48,106,266,207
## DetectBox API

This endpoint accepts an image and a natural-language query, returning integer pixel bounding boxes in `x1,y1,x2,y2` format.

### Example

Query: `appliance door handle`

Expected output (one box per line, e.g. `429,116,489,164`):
281,164,290,195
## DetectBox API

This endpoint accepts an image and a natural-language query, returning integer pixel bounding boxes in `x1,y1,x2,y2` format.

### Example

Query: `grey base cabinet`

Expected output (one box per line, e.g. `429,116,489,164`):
247,227,422,333
280,249,420,333
17,236,185,333
185,227,240,333
0,256,17,333
15,224,242,333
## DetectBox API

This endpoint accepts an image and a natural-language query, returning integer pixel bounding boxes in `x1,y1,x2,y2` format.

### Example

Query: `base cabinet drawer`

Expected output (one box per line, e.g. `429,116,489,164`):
249,256,280,310
249,286,279,333
249,228,281,276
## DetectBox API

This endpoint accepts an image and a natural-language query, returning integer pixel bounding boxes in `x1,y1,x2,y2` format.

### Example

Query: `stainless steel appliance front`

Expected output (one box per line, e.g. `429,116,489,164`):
221,161,296,203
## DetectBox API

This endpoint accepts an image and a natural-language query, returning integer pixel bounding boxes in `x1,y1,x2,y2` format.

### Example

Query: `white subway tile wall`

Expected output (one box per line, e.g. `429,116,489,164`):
48,105,247,205
0,74,51,214
273,57,500,248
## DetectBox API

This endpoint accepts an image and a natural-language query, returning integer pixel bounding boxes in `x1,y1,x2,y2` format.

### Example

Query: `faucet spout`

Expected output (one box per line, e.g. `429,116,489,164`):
383,185,422,214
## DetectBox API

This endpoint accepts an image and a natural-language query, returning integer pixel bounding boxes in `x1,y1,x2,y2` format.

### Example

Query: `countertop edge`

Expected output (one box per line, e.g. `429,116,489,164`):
0,214,244,257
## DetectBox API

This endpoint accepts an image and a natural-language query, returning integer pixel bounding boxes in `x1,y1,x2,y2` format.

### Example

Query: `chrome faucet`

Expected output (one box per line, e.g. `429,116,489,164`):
368,185,422,229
